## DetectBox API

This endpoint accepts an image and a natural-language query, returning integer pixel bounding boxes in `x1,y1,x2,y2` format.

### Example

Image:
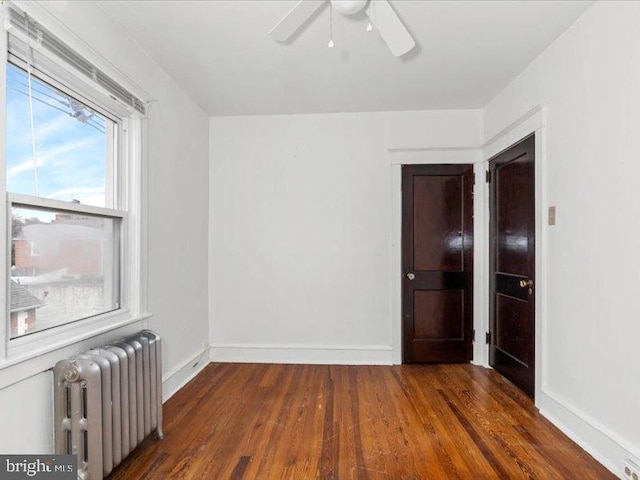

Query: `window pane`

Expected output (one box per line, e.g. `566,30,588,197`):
10,206,120,338
6,63,114,207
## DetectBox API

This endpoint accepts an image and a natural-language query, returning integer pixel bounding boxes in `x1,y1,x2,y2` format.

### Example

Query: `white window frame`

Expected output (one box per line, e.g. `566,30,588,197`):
0,3,150,371
9,193,126,335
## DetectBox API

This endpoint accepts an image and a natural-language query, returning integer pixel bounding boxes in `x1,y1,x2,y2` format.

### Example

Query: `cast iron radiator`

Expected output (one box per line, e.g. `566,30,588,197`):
53,330,163,480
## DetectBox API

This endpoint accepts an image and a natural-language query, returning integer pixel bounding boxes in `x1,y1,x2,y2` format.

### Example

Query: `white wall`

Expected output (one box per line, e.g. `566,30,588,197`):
146,73,210,398
484,1,640,473
0,1,210,452
209,110,482,363
0,372,53,453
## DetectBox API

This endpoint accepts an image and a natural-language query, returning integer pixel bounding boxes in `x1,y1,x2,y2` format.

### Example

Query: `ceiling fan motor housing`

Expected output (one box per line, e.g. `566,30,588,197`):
330,0,368,15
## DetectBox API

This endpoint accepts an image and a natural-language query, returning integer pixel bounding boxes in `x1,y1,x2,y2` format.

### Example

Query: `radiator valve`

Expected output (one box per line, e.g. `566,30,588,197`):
63,362,81,382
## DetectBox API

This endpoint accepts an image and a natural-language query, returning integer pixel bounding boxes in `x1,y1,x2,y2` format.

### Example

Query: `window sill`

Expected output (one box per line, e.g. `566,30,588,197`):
0,311,152,390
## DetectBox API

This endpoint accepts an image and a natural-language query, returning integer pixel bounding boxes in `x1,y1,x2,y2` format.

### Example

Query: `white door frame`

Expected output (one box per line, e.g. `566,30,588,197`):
388,148,485,364
389,105,548,404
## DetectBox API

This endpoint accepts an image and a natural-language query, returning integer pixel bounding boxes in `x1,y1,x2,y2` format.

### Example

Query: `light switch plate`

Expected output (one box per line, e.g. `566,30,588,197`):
548,206,557,226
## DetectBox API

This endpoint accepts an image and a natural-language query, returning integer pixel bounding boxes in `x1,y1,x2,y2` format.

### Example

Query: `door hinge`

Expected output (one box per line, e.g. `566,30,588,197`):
485,331,492,344
472,329,476,342
486,170,492,183
472,172,476,185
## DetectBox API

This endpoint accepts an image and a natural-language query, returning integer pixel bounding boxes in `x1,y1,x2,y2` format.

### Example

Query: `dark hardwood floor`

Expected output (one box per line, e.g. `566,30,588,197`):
109,363,614,479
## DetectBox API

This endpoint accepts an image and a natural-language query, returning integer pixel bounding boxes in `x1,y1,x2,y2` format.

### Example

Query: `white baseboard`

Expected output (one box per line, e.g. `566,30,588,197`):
161,347,211,402
209,343,394,365
538,388,640,478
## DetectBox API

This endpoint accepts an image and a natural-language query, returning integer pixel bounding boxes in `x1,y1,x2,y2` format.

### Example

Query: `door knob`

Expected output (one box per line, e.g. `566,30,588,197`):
519,279,534,288
406,272,416,280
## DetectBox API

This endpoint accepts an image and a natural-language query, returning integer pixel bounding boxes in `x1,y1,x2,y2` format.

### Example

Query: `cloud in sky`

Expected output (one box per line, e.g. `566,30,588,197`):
7,137,101,178
47,186,105,199
48,187,106,207
6,115,76,151
75,194,106,207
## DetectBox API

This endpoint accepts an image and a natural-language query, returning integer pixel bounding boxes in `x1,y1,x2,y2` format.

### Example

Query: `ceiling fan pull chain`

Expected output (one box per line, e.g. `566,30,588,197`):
328,4,335,49
268,0,415,57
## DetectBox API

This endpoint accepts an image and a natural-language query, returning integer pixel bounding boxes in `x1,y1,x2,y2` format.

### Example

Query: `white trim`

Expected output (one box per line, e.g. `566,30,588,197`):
122,115,145,316
9,193,126,218
0,314,149,390
389,163,402,364
10,0,153,107
0,4,9,362
388,146,482,165
483,105,548,159
7,51,128,123
480,106,548,392
138,116,150,314
7,309,147,357
389,146,482,153
538,388,640,475
162,347,211,402
533,126,548,403
471,161,490,366
209,343,394,365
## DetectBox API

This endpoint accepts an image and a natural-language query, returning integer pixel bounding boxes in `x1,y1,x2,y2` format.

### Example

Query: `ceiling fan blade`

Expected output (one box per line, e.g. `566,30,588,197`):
269,0,327,42
366,0,415,57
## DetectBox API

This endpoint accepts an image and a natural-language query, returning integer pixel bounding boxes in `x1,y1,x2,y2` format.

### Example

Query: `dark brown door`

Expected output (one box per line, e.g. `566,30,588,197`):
489,134,535,397
402,165,474,363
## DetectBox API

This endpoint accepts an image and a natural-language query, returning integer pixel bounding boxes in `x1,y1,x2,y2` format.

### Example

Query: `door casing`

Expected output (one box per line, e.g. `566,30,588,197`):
390,105,548,403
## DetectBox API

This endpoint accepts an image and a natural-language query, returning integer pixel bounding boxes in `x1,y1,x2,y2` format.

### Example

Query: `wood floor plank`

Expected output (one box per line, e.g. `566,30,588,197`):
108,363,615,480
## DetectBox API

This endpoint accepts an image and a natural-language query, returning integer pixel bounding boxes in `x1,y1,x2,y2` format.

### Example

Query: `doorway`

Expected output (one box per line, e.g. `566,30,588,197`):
488,134,536,397
401,164,474,363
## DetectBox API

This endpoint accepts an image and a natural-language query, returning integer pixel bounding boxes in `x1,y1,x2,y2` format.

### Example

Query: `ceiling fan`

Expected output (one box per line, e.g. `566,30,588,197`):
268,0,416,57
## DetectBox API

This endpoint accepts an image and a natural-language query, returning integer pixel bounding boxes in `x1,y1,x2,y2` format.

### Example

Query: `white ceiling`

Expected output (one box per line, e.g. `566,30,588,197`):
98,0,593,116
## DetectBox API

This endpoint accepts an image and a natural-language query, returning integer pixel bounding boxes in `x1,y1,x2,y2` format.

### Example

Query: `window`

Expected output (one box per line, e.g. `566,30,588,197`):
6,63,122,338
6,63,115,206
1,4,148,354
10,204,121,338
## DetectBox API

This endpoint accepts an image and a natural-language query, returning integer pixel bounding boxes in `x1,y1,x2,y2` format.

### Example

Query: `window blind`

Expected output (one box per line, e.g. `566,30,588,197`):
5,4,146,115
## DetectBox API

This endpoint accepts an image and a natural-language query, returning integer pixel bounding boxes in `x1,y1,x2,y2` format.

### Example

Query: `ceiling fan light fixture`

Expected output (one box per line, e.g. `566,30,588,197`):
269,0,416,57
330,0,368,16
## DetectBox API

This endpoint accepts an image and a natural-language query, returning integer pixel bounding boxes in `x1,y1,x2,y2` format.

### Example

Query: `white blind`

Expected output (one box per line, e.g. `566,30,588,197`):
5,4,146,115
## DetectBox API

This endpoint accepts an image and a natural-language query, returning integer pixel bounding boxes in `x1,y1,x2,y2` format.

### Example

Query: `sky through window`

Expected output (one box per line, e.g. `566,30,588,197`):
6,63,111,209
